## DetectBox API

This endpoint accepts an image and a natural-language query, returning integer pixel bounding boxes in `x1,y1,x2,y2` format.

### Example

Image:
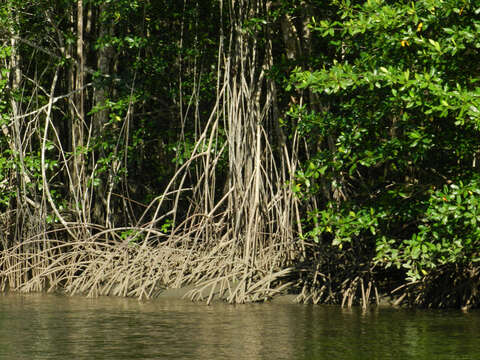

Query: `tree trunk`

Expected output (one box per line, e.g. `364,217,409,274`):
91,3,114,226
8,6,29,243
70,0,86,222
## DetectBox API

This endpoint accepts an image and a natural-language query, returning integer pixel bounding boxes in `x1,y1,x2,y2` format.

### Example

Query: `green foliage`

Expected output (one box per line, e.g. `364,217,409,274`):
120,228,144,247
304,205,385,246
0,154,15,208
290,0,480,293
380,179,480,282
160,219,173,234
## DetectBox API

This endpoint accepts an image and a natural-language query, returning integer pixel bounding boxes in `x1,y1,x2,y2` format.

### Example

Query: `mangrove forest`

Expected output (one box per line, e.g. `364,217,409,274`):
0,0,479,309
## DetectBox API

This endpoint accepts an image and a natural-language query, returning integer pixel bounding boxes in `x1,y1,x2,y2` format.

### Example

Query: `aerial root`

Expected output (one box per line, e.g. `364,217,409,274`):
0,230,298,303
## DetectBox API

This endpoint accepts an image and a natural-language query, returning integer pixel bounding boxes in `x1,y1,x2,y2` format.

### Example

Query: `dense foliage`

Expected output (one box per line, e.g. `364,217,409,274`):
291,0,480,307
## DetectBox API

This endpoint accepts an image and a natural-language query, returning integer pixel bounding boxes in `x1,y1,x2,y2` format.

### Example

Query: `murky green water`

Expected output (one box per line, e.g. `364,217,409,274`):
0,293,479,359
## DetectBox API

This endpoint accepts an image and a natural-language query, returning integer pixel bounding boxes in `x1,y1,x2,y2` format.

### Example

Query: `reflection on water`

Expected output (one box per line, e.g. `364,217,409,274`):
0,293,479,359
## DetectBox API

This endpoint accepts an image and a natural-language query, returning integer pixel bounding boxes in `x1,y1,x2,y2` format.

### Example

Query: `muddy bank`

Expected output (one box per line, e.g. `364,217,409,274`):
155,285,400,306
155,283,299,304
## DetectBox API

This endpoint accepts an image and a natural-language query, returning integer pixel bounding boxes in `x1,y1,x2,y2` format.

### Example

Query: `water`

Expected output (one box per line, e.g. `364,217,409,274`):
0,293,479,359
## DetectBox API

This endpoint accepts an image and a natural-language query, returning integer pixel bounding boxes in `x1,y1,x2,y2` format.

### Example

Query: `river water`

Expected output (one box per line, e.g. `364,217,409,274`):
0,293,478,359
